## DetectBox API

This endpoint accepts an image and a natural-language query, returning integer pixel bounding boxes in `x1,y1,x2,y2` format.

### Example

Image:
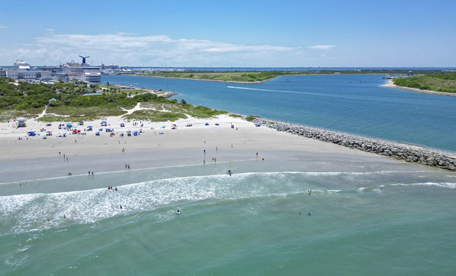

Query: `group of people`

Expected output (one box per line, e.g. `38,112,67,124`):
88,171,94,175
59,152,69,162
108,186,118,191
19,182,27,186
125,163,131,169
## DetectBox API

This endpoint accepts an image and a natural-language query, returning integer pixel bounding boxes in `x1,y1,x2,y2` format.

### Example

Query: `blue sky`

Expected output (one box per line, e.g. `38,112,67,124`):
0,0,455,67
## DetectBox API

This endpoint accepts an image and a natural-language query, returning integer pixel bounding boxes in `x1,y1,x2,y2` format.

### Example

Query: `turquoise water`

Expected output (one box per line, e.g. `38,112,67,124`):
103,74,456,151
1,151,456,275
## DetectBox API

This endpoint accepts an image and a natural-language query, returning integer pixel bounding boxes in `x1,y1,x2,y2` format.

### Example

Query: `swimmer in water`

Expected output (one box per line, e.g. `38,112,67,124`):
308,213,311,216
176,210,180,215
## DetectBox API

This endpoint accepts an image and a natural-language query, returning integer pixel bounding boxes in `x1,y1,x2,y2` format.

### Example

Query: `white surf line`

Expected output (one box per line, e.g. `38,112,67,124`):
0,158,261,185
0,167,430,186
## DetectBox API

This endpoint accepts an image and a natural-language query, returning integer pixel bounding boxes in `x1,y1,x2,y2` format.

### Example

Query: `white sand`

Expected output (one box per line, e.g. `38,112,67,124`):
0,107,382,162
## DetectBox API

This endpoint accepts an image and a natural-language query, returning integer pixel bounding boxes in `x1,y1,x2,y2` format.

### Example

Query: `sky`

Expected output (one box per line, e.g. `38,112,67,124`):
0,0,455,67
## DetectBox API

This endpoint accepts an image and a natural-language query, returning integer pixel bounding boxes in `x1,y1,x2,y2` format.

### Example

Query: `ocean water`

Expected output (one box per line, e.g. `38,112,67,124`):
2,74,456,275
1,151,456,275
103,74,456,152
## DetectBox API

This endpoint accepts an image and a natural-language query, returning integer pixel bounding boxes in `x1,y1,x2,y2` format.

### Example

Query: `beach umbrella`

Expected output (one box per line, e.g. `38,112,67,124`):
133,131,138,134
66,123,72,127
87,126,92,128
161,125,165,128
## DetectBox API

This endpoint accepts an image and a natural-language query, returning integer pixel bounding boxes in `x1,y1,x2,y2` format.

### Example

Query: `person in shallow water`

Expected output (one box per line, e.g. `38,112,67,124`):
176,210,180,215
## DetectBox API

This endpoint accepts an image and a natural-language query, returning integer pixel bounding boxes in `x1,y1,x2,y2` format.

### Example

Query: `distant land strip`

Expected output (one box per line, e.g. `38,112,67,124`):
133,69,453,84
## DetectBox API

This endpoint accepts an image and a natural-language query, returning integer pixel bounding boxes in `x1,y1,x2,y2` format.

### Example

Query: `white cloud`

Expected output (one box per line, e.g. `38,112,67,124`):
0,32,318,66
0,25,7,29
309,45,335,50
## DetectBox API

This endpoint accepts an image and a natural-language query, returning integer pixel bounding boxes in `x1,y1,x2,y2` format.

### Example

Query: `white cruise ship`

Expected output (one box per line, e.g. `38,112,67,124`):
58,56,101,82
14,60,31,70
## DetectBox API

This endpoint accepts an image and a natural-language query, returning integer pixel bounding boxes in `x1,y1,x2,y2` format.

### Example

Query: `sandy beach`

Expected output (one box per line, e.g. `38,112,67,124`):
0,112,380,162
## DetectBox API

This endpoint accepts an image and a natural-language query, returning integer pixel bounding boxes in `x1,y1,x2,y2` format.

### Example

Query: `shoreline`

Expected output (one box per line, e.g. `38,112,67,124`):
1,107,455,173
252,116,456,172
382,79,456,97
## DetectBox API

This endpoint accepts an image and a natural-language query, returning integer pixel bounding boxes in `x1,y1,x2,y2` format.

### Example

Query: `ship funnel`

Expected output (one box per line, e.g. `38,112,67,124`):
79,55,90,64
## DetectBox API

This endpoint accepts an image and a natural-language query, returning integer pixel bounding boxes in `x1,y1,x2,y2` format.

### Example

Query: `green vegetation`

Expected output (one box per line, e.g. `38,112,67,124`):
269,122,275,124
245,116,256,121
229,114,242,118
0,78,226,122
139,71,300,82
130,102,227,122
136,69,452,83
393,73,456,93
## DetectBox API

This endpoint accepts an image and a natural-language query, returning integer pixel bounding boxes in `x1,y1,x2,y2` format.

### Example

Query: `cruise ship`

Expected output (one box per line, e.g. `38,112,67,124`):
14,60,31,70
58,56,101,82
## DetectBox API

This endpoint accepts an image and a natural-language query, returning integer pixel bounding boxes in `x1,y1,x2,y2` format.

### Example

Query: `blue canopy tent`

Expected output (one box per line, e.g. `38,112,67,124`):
120,123,125,127
161,125,165,128
133,131,138,135
62,132,67,137
27,131,36,136
215,123,219,126
205,123,209,126
87,126,93,131
101,121,107,126
95,131,100,136
66,123,72,128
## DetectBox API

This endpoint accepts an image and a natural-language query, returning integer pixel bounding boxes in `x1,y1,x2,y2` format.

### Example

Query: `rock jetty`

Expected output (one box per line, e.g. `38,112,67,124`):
249,117,456,172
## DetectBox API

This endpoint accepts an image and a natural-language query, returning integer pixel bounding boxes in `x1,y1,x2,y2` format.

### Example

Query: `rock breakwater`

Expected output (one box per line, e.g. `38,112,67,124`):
249,117,456,172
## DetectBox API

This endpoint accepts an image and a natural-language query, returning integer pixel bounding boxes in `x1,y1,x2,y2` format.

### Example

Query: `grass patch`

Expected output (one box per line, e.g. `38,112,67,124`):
123,110,187,122
229,114,242,118
46,106,127,121
0,108,44,122
269,122,275,124
39,115,73,122
245,116,255,121
123,103,227,121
